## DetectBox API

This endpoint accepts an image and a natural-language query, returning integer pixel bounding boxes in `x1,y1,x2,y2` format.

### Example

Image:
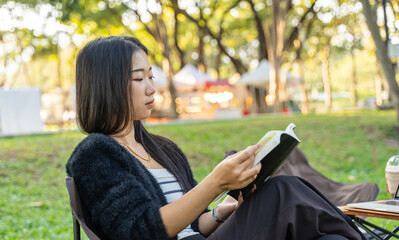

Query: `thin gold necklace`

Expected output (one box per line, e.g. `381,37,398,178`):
123,144,151,162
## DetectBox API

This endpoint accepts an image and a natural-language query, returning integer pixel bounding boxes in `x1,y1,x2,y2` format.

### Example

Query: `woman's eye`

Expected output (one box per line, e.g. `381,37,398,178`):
132,76,154,81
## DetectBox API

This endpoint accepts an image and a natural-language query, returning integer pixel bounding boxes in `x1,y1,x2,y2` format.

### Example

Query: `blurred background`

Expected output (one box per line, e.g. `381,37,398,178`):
0,0,398,134
1,1,399,238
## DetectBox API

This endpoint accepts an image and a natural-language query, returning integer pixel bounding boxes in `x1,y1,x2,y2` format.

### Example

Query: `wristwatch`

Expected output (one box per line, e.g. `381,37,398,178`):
212,205,225,223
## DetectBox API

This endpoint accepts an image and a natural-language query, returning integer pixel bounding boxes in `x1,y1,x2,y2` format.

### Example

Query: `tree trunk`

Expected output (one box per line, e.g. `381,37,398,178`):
300,87,309,114
255,87,267,113
269,60,281,112
248,86,258,113
156,13,179,119
292,17,313,114
197,27,206,73
322,44,332,111
1,52,7,87
173,10,185,68
247,0,268,61
163,57,178,119
57,45,63,88
263,0,291,113
383,71,391,103
0,35,7,87
360,0,399,125
351,48,359,107
216,47,222,79
298,59,309,114
375,66,383,106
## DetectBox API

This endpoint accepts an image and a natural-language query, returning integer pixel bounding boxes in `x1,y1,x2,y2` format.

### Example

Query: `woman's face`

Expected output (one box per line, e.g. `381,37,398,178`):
130,49,156,120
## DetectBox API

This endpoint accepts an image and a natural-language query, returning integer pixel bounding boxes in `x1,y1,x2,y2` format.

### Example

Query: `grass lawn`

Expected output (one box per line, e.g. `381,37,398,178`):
0,109,398,239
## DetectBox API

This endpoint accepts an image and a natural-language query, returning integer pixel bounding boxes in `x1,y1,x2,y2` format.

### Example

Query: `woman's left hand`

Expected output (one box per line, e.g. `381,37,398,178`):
216,192,244,221
216,183,258,221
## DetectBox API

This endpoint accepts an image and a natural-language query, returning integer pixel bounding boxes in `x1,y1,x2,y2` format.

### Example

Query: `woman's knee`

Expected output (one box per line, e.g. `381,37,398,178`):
254,175,299,198
315,234,349,240
266,175,298,187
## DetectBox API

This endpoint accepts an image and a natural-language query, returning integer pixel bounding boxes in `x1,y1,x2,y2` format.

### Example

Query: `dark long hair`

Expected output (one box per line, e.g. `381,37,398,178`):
75,36,192,192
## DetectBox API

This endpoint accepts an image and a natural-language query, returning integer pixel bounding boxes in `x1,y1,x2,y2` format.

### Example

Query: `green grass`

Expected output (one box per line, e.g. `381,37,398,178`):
0,109,398,239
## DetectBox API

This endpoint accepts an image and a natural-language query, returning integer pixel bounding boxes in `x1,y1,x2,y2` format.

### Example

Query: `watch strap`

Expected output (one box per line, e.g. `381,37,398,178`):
212,205,225,223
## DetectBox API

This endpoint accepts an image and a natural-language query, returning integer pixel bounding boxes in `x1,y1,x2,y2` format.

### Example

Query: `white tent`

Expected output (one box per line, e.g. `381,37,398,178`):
238,59,300,87
152,65,168,91
0,87,44,135
238,59,270,86
173,64,213,90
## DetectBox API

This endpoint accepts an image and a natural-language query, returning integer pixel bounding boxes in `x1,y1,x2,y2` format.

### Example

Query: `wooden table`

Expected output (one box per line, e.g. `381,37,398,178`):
339,206,399,240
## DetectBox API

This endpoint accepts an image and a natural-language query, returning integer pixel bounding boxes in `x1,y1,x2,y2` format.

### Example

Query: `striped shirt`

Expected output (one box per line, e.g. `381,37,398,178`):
148,168,201,240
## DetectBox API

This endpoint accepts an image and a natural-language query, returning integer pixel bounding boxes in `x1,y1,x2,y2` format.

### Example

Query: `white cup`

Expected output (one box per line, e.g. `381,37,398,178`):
386,155,399,198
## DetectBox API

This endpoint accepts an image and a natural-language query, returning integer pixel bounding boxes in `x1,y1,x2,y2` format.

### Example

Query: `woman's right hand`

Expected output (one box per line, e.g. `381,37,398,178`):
210,144,262,193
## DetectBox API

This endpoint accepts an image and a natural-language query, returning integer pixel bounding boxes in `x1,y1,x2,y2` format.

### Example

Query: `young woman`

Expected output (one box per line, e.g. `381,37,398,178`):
66,36,365,240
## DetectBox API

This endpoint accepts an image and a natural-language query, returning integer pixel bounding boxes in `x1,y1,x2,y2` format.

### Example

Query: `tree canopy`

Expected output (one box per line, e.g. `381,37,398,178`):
1,0,398,123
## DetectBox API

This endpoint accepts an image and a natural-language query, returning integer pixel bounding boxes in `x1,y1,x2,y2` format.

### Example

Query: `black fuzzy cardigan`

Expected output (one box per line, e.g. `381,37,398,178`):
66,133,207,240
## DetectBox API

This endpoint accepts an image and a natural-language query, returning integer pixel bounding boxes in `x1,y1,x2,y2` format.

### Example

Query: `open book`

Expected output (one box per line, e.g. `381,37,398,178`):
216,123,301,202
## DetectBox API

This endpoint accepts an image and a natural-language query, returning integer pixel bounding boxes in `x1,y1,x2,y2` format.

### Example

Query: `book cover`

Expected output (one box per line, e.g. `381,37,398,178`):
223,123,301,201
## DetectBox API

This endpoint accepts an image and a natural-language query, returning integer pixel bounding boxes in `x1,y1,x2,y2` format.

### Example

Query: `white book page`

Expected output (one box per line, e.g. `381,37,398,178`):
252,123,300,167
253,135,280,167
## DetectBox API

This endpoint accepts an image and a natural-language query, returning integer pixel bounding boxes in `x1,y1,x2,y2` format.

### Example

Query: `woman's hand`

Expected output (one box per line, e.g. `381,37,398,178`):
216,194,244,221
210,145,262,193
197,146,261,236
217,183,257,221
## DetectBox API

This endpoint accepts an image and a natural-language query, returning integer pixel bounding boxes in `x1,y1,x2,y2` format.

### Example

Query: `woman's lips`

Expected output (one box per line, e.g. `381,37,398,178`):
146,100,154,107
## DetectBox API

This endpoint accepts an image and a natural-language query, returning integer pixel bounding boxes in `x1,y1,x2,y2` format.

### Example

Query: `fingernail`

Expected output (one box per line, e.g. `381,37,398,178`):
254,184,257,190
256,144,261,149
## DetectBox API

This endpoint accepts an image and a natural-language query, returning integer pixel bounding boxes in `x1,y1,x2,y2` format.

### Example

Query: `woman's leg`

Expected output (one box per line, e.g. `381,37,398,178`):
208,176,364,240
316,234,349,240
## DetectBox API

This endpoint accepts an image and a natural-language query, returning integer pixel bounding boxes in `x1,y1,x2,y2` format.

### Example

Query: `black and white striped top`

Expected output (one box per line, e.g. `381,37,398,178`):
148,168,201,240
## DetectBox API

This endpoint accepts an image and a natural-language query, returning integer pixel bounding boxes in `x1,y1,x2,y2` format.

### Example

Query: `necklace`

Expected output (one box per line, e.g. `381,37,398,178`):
123,144,151,162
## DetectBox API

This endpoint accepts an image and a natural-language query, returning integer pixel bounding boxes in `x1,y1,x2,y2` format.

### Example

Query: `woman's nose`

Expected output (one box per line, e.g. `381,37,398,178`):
146,78,156,95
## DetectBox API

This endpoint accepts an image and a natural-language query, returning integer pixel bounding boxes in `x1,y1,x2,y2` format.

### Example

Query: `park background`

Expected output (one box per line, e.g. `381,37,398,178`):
0,0,399,239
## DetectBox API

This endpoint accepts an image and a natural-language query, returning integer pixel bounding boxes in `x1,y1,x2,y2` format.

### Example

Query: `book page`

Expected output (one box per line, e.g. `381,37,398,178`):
255,130,279,155
253,123,300,166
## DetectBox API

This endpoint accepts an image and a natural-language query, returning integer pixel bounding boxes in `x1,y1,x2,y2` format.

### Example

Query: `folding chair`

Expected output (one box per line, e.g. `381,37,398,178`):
273,148,379,206
65,176,101,240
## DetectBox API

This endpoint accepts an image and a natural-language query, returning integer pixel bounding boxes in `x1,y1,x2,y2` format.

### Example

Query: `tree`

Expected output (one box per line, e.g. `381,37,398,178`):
45,0,182,118
263,0,292,112
172,0,248,74
0,2,64,89
172,9,185,68
123,1,179,118
321,35,332,111
246,0,268,61
254,0,317,112
284,3,316,114
360,0,399,126
334,0,364,107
